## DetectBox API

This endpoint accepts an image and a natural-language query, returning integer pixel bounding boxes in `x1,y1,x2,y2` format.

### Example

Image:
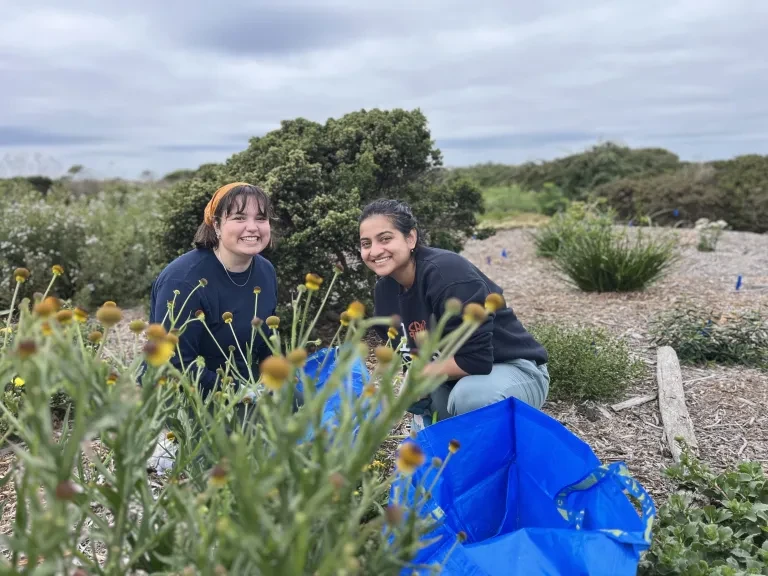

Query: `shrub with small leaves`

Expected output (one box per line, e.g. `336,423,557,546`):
638,441,768,575
528,323,646,402
648,305,768,369
694,217,729,252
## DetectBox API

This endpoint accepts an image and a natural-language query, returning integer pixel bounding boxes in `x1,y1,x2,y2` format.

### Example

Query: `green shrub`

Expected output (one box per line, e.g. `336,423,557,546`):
0,266,490,573
638,442,768,575
529,323,645,402
552,224,678,293
0,184,163,311
694,218,728,252
511,142,682,200
648,305,768,368
159,109,484,313
594,155,768,234
531,200,615,258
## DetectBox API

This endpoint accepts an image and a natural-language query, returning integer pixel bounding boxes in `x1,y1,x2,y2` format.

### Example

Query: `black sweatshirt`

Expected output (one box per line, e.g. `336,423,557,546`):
373,246,548,376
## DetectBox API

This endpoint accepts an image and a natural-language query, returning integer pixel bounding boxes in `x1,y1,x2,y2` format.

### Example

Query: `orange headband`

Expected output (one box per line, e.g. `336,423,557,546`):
203,182,250,226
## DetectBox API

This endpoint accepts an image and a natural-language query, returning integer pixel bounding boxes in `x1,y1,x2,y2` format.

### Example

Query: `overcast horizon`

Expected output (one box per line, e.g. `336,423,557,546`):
2,0,768,179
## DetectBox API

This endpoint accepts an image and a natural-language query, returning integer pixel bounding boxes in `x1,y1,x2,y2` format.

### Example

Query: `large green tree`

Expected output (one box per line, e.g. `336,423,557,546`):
159,108,484,316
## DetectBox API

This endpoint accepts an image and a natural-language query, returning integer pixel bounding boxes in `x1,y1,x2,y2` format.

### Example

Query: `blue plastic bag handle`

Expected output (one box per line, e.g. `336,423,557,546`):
554,461,655,546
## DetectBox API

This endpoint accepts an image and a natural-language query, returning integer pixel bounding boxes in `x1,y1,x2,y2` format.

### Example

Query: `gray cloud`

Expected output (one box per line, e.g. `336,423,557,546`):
1,0,767,178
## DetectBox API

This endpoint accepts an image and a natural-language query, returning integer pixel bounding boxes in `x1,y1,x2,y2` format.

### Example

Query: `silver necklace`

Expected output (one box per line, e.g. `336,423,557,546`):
215,249,253,287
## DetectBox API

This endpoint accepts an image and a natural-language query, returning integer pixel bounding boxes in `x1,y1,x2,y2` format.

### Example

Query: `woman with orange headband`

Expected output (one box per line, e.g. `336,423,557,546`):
148,182,294,405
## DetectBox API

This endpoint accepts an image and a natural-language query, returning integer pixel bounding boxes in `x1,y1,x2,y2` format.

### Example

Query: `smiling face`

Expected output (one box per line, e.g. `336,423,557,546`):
359,214,417,277
215,194,271,260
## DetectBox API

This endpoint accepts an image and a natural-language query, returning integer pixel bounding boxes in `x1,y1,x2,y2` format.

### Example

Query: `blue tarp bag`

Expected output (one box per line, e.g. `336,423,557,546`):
298,347,370,433
391,396,656,576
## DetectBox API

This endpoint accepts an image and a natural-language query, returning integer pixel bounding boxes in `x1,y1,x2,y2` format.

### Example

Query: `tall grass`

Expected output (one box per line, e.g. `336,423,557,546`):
553,226,679,292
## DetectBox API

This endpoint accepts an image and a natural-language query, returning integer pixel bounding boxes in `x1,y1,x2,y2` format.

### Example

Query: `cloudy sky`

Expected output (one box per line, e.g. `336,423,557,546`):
1,0,767,179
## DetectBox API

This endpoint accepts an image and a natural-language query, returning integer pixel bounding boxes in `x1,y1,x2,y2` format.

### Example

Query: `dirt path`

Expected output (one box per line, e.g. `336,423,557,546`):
460,226,768,500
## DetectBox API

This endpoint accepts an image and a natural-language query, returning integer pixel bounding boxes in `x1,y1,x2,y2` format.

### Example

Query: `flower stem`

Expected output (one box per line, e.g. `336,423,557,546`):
2,281,20,349
300,270,340,347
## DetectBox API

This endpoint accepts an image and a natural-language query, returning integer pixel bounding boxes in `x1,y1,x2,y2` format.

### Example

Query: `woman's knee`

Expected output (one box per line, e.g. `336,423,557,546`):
448,362,549,415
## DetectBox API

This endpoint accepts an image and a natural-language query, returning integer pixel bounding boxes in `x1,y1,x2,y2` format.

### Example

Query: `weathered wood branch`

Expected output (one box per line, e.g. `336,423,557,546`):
656,346,698,463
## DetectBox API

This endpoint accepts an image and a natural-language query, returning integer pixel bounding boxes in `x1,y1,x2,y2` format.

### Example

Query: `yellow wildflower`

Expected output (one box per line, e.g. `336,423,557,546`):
96,305,123,327
222,311,233,324
339,311,351,327
55,309,73,325
259,355,291,391
33,300,55,318
129,319,147,334
287,348,308,367
346,301,365,320
448,439,461,454
145,323,167,341
143,338,175,367
51,264,64,277
87,331,103,344
445,297,463,315
375,346,394,364
73,307,88,323
387,327,398,340
266,316,280,329
396,442,425,475
462,302,487,323
106,372,118,386
304,273,323,291
210,461,229,488
41,322,52,336
253,286,261,294
13,377,24,388
13,268,30,283
484,293,505,313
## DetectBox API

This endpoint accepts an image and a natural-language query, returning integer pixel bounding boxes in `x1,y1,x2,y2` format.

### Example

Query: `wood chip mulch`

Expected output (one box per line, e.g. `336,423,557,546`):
461,226,768,503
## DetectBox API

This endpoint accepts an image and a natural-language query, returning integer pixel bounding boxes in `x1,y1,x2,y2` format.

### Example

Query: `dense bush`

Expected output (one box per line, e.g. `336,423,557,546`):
445,143,681,201
0,183,163,311
594,155,768,234
648,305,768,369
0,266,490,573
639,442,768,575
529,323,645,401
552,225,679,293
159,109,484,312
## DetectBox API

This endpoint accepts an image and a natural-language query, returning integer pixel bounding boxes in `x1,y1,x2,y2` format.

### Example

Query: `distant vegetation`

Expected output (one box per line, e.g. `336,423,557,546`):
442,141,768,234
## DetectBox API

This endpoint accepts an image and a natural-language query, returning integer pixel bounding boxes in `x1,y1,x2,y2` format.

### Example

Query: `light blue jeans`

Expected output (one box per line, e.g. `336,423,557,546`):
420,359,550,425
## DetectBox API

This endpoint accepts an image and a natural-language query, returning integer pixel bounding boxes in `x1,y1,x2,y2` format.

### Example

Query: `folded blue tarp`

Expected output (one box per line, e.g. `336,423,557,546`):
390,395,656,576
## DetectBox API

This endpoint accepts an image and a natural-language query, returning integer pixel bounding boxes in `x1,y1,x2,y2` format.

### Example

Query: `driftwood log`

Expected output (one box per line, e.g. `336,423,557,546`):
656,346,698,462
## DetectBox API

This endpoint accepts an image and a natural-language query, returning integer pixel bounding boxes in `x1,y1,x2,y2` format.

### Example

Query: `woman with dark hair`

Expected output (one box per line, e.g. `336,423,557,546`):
149,182,279,398
358,198,549,429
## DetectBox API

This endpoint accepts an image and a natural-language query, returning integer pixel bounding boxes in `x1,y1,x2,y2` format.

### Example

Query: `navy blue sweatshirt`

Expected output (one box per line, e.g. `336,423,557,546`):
148,248,277,396
373,246,548,376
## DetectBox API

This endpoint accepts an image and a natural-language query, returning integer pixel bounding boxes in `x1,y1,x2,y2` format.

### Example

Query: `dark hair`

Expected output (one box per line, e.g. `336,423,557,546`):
193,184,274,250
359,199,426,248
